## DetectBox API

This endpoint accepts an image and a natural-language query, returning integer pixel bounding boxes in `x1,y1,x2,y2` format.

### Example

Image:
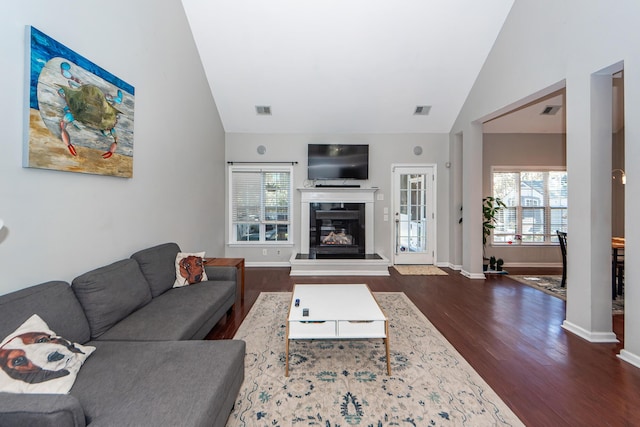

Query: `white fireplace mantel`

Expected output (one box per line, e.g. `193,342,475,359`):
298,187,377,254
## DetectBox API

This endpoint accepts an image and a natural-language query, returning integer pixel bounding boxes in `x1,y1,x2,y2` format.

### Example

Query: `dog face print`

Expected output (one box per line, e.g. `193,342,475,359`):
179,255,205,284
0,331,85,384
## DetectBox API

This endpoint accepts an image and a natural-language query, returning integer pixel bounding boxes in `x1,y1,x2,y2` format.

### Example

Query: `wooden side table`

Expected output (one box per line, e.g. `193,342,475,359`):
204,258,245,300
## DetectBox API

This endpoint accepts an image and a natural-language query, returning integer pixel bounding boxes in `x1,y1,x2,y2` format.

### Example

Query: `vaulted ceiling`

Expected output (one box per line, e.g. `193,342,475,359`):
182,0,515,134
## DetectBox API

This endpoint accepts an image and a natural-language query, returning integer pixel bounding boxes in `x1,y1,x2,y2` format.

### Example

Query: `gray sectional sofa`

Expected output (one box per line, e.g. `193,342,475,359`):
0,243,245,427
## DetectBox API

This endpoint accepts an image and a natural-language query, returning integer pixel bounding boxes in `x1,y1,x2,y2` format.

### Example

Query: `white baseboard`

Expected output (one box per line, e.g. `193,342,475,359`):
460,269,486,280
245,261,291,268
618,350,640,369
503,262,563,268
561,320,619,343
245,261,560,271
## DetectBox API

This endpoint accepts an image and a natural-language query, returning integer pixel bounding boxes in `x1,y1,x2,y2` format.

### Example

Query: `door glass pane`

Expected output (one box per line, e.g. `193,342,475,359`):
398,173,428,254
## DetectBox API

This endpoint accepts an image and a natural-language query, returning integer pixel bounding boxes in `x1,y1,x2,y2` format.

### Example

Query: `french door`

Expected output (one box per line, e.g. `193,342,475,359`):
392,165,435,265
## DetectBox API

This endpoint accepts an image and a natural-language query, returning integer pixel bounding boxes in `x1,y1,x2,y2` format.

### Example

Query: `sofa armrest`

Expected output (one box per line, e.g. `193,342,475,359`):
204,265,237,282
0,393,85,427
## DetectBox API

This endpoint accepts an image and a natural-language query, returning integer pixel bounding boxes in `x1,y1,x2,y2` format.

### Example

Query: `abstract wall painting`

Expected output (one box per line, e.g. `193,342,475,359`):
24,26,135,178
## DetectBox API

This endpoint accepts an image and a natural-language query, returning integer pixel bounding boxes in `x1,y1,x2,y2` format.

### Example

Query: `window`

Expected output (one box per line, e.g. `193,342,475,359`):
229,165,292,244
492,168,567,245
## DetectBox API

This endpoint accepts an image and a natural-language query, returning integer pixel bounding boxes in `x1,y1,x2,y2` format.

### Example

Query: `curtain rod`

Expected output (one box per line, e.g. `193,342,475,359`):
227,161,298,165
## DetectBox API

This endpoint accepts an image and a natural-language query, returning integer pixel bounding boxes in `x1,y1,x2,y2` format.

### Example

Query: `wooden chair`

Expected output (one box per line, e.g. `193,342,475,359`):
556,231,567,287
612,238,624,299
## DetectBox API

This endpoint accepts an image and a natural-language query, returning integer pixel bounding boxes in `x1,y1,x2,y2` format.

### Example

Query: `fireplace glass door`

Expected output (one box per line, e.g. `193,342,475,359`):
309,202,365,258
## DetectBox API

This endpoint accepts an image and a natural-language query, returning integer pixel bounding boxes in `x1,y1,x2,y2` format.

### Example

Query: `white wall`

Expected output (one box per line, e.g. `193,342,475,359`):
0,1,226,295
225,133,450,265
452,0,640,366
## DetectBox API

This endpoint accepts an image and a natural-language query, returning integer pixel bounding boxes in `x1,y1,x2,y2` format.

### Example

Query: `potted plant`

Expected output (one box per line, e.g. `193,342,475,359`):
488,256,505,272
482,196,506,270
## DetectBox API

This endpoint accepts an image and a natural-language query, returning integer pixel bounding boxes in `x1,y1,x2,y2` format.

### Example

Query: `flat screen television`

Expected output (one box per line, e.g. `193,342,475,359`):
307,144,369,180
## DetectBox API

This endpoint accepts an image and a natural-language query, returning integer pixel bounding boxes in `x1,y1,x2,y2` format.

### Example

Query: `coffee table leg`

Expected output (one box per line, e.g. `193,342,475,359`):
385,321,391,375
285,332,290,377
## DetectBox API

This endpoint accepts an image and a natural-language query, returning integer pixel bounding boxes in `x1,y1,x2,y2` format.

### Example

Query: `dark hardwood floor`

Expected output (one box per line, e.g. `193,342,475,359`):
206,266,640,426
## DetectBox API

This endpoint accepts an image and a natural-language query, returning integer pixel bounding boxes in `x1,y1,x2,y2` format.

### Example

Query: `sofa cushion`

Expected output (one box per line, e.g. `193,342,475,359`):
70,339,245,427
71,259,152,339
0,314,95,394
95,279,236,341
0,392,86,427
131,242,181,297
174,252,208,287
0,281,91,346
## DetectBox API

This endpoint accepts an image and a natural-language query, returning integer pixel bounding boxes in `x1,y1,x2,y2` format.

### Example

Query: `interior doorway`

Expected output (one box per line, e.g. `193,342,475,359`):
611,70,625,238
611,70,625,302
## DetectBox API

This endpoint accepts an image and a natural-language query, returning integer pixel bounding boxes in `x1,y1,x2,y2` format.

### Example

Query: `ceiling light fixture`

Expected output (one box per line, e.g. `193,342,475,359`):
413,105,431,116
540,105,561,115
255,105,272,115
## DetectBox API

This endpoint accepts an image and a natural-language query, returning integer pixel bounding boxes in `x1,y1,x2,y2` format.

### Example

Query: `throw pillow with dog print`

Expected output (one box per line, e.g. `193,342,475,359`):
0,314,95,394
174,252,208,287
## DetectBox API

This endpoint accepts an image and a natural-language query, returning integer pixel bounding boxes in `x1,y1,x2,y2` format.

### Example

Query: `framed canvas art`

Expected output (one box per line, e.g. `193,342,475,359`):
24,26,135,178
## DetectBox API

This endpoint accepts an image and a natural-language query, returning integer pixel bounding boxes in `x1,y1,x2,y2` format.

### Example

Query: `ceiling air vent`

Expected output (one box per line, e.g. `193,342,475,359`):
255,105,272,115
540,105,561,115
413,105,431,116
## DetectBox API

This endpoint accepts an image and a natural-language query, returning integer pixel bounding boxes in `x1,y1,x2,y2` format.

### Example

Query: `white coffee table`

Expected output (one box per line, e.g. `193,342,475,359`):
285,284,390,376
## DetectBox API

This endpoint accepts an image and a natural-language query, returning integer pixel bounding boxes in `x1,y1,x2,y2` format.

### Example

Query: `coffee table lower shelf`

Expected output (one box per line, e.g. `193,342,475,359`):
285,329,391,377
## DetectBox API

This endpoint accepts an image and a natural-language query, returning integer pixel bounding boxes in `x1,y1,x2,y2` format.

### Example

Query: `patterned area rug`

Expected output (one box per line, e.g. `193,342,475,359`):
227,292,523,426
393,265,448,275
510,275,624,315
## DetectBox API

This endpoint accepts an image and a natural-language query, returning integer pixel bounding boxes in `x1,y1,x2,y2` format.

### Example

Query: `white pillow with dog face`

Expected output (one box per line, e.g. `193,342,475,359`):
174,252,208,287
0,314,95,394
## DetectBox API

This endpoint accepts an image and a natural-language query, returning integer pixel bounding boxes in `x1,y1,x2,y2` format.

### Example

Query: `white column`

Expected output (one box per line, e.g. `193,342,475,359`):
461,123,485,279
449,133,463,270
562,71,616,342
618,64,640,367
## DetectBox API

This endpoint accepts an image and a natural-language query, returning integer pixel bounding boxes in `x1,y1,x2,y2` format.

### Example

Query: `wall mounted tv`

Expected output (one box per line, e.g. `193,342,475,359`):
307,144,369,180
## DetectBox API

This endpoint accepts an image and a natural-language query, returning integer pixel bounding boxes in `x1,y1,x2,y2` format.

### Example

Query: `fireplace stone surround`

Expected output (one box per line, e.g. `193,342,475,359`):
290,187,389,276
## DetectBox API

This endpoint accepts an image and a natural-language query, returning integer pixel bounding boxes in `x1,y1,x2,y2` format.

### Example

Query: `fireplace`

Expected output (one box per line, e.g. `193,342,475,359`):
298,187,377,258
292,187,388,275
309,202,365,258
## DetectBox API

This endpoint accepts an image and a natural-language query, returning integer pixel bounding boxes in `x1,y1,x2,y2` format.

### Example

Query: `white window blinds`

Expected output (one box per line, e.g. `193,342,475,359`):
492,169,567,245
230,166,292,243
